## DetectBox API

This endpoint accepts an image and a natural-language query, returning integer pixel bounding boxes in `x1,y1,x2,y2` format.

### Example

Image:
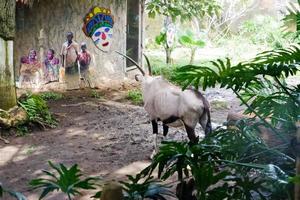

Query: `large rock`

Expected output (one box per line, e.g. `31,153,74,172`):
0,106,28,128
100,181,124,200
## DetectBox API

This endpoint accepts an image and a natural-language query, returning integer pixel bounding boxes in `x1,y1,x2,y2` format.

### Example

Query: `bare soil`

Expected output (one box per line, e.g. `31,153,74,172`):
0,86,242,200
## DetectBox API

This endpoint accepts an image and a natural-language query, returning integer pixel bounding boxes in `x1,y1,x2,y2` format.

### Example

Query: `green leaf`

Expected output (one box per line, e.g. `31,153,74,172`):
30,161,99,200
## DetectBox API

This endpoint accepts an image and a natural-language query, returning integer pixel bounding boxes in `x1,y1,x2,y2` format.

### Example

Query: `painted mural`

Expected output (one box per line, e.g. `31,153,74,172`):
44,49,60,83
18,49,60,88
15,1,126,91
18,33,95,90
82,6,114,52
60,32,80,89
78,42,92,88
18,49,43,88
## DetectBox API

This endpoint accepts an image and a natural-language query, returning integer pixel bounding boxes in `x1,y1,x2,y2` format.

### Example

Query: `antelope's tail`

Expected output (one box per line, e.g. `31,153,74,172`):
204,106,212,135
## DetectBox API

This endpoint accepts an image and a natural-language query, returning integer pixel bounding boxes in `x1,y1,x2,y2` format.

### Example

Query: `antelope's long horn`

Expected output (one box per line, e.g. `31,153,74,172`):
115,51,145,76
143,53,152,76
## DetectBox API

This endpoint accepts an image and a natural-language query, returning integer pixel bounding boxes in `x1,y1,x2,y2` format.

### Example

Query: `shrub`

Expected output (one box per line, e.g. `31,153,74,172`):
127,90,143,105
40,92,63,101
90,90,103,99
18,93,57,128
30,161,100,200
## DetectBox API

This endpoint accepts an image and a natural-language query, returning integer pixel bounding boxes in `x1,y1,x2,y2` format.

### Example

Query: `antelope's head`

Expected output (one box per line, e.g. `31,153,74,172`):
115,51,153,84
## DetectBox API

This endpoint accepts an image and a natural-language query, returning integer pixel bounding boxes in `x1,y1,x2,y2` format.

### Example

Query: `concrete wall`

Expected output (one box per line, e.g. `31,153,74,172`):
15,0,127,87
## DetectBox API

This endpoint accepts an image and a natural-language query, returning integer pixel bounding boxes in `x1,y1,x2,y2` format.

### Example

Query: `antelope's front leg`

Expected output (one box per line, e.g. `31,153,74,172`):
150,120,158,159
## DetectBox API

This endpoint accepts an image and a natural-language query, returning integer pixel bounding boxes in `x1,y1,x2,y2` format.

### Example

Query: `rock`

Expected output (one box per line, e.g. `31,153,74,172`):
0,106,28,128
9,107,28,127
100,181,124,200
0,136,10,144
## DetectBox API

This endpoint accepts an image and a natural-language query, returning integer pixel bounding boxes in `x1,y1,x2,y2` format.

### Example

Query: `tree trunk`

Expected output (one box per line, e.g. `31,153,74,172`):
189,48,196,65
166,47,172,64
0,0,17,110
0,38,16,110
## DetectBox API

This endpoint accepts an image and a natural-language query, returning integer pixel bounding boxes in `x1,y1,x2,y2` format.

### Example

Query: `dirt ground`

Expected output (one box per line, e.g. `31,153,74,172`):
0,85,242,200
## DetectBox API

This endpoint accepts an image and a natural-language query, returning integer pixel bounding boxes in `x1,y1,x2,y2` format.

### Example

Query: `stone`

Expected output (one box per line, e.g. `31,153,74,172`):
0,106,28,128
100,181,124,200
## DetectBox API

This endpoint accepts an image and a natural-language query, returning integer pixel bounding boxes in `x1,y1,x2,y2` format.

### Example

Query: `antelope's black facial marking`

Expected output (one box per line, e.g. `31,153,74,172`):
163,123,169,137
151,120,158,134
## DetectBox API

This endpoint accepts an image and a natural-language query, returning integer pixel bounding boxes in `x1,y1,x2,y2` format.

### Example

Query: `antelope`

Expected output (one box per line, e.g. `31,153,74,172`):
116,52,212,158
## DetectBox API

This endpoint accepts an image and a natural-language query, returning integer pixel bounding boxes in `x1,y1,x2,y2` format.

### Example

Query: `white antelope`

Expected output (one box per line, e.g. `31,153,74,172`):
117,52,212,157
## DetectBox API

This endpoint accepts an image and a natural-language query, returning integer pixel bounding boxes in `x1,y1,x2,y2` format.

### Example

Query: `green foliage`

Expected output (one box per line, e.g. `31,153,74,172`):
16,125,29,136
239,16,286,48
127,90,143,105
0,183,27,200
30,161,100,200
143,27,300,198
120,174,174,200
179,30,205,64
146,0,220,22
119,43,299,197
155,32,167,47
140,124,293,199
90,90,103,99
282,1,300,41
18,94,57,128
174,45,300,140
40,92,63,101
179,31,205,48
155,31,175,64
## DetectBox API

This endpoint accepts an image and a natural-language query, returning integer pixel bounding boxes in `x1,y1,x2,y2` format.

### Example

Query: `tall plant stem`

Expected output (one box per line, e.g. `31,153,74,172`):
232,90,288,143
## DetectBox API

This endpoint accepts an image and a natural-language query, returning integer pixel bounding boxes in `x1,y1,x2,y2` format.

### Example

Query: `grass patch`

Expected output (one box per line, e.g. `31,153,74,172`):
148,54,215,87
126,89,143,105
210,100,229,110
40,92,63,101
90,90,103,99
16,125,29,136
26,145,37,155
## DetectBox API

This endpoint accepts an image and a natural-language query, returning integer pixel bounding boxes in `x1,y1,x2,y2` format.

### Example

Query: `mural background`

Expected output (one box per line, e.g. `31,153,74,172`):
15,0,127,88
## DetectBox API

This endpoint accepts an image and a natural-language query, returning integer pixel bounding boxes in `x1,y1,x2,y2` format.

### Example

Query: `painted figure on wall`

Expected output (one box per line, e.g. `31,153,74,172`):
44,49,60,83
18,49,43,88
78,42,92,88
60,32,80,89
82,6,114,52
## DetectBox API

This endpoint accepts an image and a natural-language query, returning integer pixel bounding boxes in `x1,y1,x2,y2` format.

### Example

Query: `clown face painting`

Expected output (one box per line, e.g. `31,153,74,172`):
91,26,113,52
83,7,114,52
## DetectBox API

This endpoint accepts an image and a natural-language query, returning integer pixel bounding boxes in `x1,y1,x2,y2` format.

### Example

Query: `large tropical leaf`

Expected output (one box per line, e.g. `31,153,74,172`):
30,161,100,200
